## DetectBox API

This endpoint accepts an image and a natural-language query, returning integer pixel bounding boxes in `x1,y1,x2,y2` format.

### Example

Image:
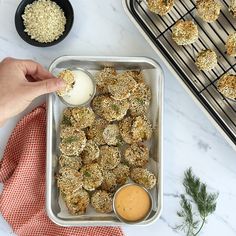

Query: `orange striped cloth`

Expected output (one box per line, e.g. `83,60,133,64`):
0,105,123,236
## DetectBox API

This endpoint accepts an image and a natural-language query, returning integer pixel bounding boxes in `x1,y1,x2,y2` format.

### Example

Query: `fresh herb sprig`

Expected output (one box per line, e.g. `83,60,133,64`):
62,115,72,126
63,136,79,144
176,168,218,236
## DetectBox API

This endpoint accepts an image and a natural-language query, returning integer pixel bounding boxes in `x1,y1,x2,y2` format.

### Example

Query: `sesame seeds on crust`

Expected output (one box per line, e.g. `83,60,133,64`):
147,0,175,16
172,20,198,45
195,49,218,71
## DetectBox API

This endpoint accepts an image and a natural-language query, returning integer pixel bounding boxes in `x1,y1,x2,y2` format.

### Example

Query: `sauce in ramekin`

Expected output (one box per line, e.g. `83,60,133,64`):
114,184,151,222
62,69,95,106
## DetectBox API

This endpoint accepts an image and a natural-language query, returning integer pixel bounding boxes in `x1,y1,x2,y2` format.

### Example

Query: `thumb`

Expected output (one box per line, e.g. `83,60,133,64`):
27,78,65,99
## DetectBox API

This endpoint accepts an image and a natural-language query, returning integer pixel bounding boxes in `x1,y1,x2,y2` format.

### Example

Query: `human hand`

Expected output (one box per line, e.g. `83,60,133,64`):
0,57,65,126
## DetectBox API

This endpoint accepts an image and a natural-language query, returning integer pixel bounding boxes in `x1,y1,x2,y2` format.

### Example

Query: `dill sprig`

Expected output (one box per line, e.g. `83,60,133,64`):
111,104,120,112
176,168,218,236
176,194,199,235
63,136,79,144
62,115,72,126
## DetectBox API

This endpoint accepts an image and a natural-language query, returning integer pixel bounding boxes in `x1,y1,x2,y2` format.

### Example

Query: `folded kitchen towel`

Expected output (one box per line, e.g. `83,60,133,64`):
0,105,124,236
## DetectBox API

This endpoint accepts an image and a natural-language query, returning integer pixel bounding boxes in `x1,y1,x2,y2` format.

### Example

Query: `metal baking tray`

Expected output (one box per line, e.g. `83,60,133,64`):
46,56,163,226
123,0,236,148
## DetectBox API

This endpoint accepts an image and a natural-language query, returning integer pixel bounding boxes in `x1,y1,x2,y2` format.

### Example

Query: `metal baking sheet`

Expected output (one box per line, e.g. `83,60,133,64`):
46,56,163,226
123,0,236,148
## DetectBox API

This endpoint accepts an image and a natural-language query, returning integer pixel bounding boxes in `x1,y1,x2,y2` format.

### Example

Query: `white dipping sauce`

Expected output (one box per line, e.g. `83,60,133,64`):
62,70,94,106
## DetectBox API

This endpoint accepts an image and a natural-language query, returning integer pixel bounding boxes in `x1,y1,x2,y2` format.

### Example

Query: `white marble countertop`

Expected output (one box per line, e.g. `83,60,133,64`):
0,0,235,235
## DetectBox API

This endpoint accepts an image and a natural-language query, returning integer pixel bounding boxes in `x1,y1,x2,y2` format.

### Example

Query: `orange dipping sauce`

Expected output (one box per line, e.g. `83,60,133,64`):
114,184,151,222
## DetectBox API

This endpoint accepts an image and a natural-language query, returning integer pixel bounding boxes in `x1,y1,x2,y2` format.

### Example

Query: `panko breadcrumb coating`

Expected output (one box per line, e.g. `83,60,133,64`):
108,72,137,100
130,168,157,190
217,74,236,100
95,67,117,94
57,167,83,195
129,82,151,117
112,163,130,185
92,95,129,122
91,190,113,213
229,0,236,17
196,0,221,22
71,107,95,129
87,118,108,145
64,189,90,215
59,129,87,156
59,155,82,170
57,70,75,96
123,71,144,83
195,49,218,71
147,0,175,16
99,146,121,170
100,170,117,192
172,20,198,45
80,140,100,164
118,117,134,144
226,32,236,57
80,163,103,191
124,143,149,168
131,116,153,142
60,126,78,139
103,124,122,146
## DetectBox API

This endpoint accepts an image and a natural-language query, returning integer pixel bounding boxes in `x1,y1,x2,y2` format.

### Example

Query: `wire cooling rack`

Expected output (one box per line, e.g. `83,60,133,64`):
128,0,236,145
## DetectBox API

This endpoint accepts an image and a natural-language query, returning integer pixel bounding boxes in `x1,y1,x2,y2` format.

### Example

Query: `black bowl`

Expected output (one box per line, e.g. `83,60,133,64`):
15,0,74,47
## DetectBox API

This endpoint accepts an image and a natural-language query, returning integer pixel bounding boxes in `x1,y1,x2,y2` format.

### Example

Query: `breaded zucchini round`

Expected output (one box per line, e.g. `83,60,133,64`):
100,170,117,192
103,98,130,122
147,0,175,16
99,146,121,170
124,143,149,168
59,155,82,170
217,74,236,100
226,32,236,57
95,67,117,94
57,70,75,96
59,129,87,156
108,72,137,100
80,163,103,191
112,163,130,186
80,140,100,164
118,116,134,144
91,190,113,213
57,167,83,195
129,82,151,117
93,95,129,122
196,0,221,22
172,20,198,45
64,189,90,215
131,116,153,142
87,118,108,145
71,107,95,129
103,124,122,146
130,168,157,190
195,49,218,71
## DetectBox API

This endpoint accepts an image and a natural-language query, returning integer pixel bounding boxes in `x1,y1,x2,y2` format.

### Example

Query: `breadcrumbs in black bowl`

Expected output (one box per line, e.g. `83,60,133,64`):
15,0,74,47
